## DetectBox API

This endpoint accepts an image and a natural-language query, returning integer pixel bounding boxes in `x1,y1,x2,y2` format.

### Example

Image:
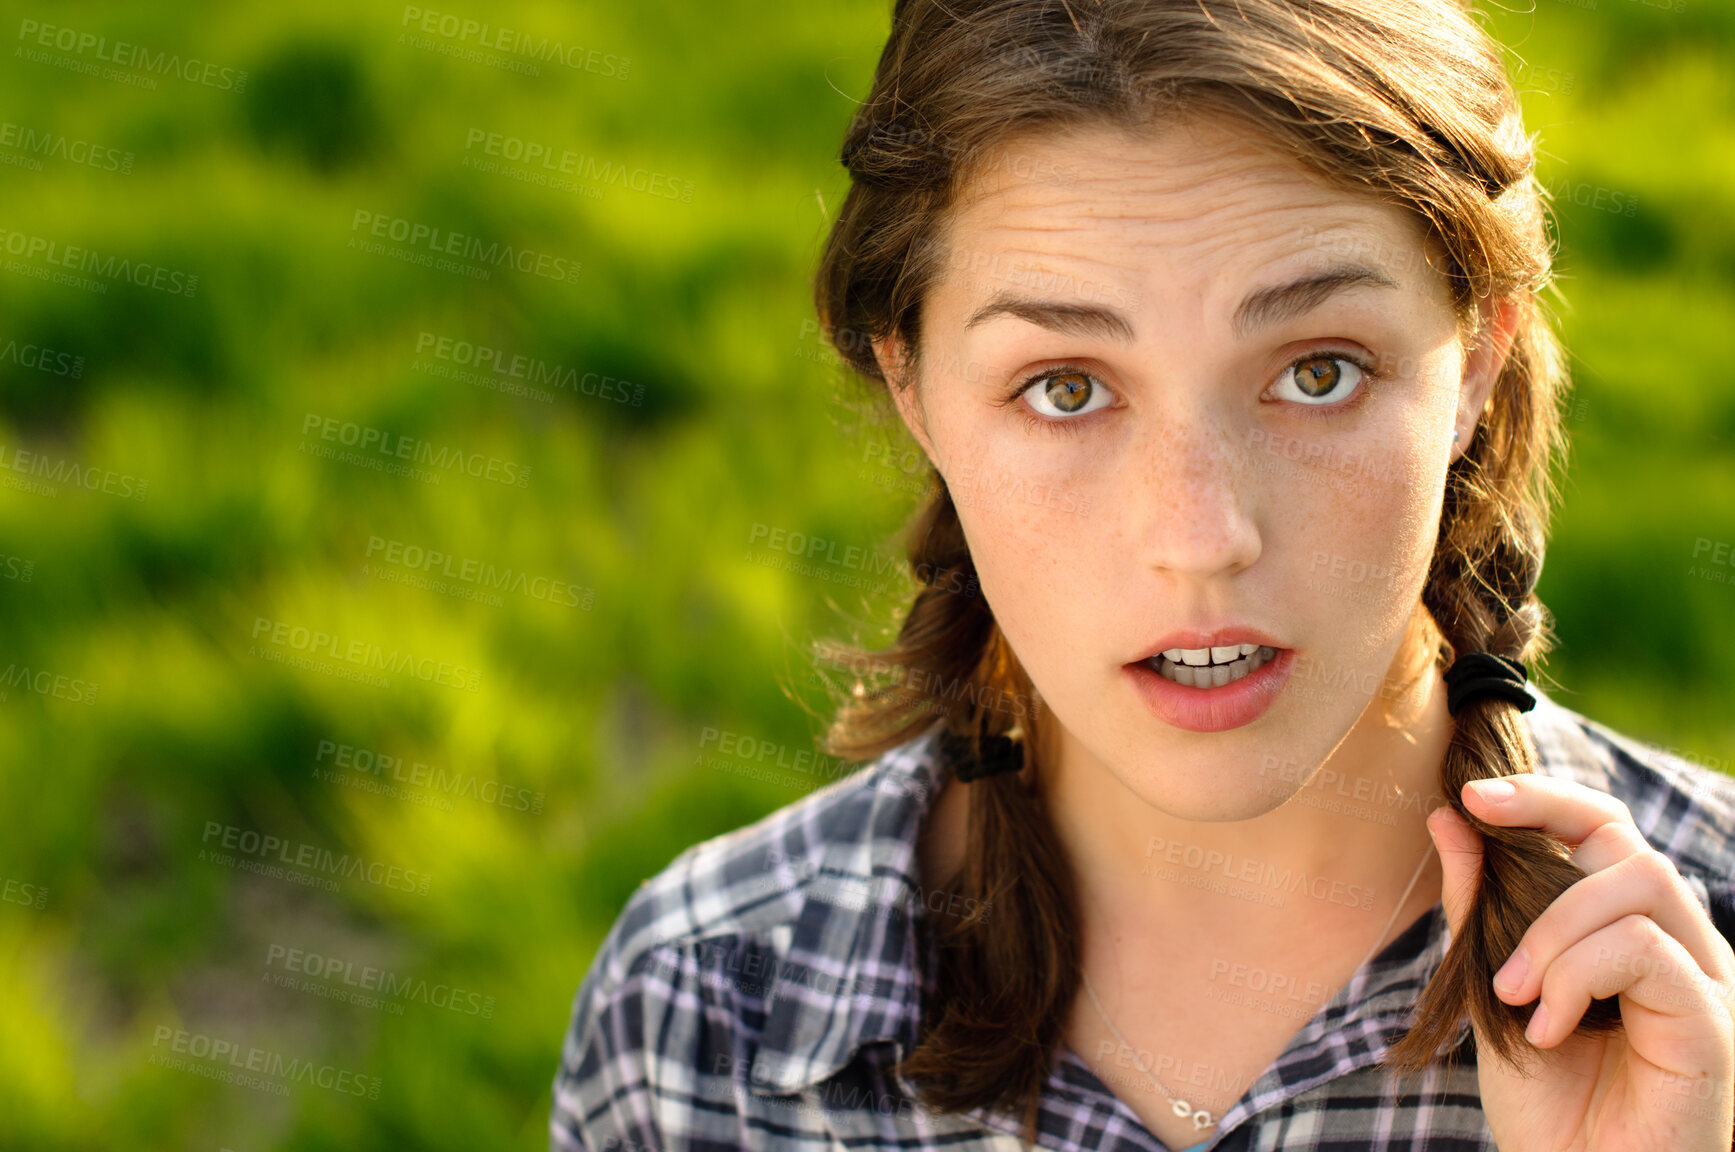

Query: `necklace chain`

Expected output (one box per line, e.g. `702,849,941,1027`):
1080,844,1434,1137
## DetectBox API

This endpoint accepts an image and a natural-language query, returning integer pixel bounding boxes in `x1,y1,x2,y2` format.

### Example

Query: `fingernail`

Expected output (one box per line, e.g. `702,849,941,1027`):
1469,778,1515,803
1493,947,1529,995
1525,1002,1548,1045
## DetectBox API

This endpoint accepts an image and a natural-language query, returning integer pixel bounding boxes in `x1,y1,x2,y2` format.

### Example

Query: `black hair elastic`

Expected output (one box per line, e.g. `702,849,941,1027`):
1443,652,1535,717
939,727,1024,782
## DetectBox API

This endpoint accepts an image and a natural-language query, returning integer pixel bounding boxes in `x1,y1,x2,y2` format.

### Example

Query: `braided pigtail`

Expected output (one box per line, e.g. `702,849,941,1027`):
1383,336,1614,1077
817,487,997,754
818,490,1079,1145
898,677,1081,1143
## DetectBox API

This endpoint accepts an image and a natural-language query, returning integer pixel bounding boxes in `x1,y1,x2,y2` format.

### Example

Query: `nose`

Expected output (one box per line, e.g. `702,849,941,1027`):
1131,401,1262,582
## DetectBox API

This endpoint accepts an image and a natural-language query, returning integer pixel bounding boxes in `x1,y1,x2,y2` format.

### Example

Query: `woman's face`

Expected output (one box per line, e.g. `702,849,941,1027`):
881,115,1513,821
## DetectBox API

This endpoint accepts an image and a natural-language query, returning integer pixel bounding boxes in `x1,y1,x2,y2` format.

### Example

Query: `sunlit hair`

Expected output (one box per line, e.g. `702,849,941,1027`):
810,0,1606,1138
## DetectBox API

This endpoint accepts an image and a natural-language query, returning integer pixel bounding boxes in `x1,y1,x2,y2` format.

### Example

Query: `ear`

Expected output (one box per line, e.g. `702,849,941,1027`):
1451,295,1521,464
872,333,938,463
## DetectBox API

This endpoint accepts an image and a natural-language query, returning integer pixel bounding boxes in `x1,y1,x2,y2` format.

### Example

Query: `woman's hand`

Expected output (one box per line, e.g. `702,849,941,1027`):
1427,774,1735,1152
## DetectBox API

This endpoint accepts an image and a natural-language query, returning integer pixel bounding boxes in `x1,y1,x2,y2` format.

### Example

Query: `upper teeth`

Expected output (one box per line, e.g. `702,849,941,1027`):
1163,643,1258,667
1151,645,1276,687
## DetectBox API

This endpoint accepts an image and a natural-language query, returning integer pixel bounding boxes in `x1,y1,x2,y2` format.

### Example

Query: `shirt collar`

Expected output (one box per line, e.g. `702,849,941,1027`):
749,723,946,1095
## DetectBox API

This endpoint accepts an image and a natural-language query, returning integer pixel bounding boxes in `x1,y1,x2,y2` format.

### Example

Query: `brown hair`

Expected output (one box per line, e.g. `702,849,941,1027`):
809,0,1614,1138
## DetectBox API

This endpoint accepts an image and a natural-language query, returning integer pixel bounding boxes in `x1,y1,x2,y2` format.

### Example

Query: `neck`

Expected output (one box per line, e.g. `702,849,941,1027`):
1039,633,1451,955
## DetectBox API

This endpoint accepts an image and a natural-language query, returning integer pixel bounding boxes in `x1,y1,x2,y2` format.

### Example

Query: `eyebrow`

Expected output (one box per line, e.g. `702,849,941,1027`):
960,261,1401,344
1231,264,1400,338
963,295,1135,343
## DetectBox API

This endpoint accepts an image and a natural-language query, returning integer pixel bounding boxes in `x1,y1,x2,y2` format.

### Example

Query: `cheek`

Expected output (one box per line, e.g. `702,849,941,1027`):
928,398,1101,585
951,482,1108,680
926,396,1118,711
1281,413,1447,638
955,492,1086,610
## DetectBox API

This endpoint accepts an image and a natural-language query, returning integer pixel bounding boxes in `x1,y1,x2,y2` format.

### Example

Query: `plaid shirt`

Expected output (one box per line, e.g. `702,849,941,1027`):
551,688,1735,1152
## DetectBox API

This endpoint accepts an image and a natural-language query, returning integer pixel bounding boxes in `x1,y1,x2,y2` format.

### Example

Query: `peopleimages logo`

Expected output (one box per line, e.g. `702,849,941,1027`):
398,7,630,78
0,120,133,173
365,535,592,609
0,660,98,704
0,226,198,296
264,944,496,1018
0,441,148,500
315,738,546,815
299,412,532,488
15,19,250,91
462,128,693,202
200,820,433,896
414,332,641,406
2,876,47,909
0,336,83,377
250,615,484,693
1140,834,1377,912
149,1026,379,1100
349,209,581,284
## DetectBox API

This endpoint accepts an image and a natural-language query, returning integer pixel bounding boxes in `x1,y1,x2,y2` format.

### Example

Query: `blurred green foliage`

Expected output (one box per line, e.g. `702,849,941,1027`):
0,0,1729,1148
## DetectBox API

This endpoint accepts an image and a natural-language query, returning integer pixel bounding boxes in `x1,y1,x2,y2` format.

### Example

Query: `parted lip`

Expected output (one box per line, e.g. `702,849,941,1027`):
1126,628,1288,665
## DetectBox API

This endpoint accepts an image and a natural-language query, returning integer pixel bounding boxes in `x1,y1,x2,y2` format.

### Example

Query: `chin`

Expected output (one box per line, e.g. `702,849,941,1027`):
1079,708,1354,812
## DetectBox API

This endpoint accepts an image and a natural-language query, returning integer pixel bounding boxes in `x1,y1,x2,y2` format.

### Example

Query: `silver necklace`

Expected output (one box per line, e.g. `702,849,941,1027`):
1080,844,1434,1136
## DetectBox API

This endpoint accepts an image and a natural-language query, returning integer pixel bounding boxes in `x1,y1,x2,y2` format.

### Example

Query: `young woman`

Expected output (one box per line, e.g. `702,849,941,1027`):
552,2,1735,1149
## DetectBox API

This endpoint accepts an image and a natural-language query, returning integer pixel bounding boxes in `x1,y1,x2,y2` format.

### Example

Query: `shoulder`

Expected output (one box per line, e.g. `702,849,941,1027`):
549,724,945,1150
1525,688,1735,940
584,726,940,975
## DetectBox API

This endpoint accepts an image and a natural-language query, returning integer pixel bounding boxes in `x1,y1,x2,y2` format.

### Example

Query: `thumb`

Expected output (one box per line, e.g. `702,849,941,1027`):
1427,803,1485,938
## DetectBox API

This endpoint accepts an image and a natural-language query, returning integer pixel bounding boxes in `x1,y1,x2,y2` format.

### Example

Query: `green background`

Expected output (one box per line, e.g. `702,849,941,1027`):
0,0,1730,1148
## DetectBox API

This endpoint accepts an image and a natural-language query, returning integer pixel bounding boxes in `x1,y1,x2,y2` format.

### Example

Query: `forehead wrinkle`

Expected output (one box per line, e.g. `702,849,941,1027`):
960,127,1344,221
956,177,1384,277
937,123,1443,331
945,207,1415,337
966,185,1378,265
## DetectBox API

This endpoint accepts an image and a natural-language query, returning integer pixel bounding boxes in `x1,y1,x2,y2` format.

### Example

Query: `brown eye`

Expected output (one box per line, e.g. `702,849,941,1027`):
1293,358,1340,396
1270,356,1365,407
1020,369,1114,420
1045,373,1093,412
